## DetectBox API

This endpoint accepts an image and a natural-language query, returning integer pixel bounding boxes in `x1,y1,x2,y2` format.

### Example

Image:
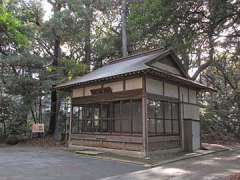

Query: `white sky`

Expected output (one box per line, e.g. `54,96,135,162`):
41,0,52,21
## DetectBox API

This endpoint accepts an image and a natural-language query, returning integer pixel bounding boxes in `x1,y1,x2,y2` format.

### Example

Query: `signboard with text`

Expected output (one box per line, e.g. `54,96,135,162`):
32,123,45,133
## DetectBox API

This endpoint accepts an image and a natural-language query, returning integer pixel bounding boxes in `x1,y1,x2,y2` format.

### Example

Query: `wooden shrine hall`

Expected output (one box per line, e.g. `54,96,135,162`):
56,49,213,158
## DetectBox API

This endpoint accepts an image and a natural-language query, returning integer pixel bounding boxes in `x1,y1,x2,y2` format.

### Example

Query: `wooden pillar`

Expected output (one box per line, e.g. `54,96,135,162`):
68,98,73,147
178,86,185,151
142,76,149,158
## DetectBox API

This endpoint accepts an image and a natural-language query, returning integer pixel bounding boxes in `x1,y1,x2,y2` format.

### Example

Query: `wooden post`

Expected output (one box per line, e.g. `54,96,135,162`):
178,86,185,151
142,76,149,158
68,98,73,147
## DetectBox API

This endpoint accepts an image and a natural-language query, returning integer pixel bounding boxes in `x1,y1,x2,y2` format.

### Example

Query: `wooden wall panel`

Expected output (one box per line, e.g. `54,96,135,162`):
71,134,143,151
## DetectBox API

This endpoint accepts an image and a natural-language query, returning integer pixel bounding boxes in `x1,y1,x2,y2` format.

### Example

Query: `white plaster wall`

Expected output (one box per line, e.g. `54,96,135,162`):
183,104,200,120
85,85,102,96
125,77,142,90
192,121,200,151
164,83,178,98
72,88,84,98
146,78,163,95
103,81,123,92
189,89,197,104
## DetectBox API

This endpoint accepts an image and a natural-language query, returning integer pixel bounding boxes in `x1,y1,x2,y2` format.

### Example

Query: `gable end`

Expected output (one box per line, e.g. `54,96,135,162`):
146,50,188,78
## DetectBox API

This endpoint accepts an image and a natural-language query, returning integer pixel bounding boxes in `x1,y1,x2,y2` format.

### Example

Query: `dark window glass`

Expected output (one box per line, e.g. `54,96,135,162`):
172,103,179,135
148,118,155,134
121,101,131,132
113,102,121,132
71,99,143,134
85,105,93,132
101,104,110,132
156,119,164,134
147,100,180,136
156,101,163,118
148,100,155,118
172,103,178,119
164,102,172,120
132,100,142,133
72,107,79,133
93,106,100,131
173,120,179,134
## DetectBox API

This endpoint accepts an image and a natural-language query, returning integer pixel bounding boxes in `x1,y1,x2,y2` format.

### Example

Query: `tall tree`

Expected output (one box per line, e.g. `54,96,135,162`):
121,0,128,57
128,0,239,79
48,0,63,135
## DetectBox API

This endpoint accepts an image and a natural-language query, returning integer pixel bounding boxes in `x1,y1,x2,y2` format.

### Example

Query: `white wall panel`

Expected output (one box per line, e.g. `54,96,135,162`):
146,78,163,95
72,88,84,98
164,83,178,98
104,81,123,92
125,77,142,90
183,104,200,120
85,85,101,96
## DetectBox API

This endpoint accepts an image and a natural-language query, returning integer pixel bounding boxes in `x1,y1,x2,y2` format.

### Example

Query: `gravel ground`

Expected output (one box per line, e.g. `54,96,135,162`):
0,146,144,180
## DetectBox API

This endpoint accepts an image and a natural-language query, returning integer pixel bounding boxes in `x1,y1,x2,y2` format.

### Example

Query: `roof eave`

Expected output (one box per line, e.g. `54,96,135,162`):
55,69,147,90
146,69,216,92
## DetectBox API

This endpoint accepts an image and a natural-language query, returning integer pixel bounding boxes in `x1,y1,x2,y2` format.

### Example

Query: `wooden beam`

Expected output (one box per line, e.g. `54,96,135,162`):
130,99,133,134
72,89,143,105
163,80,165,96
123,79,126,91
146,93,179,102
83,87,85,96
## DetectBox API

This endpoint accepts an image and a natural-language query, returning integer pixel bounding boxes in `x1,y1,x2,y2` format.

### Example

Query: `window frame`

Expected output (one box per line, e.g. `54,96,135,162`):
71,99,143,135
147,99,180,136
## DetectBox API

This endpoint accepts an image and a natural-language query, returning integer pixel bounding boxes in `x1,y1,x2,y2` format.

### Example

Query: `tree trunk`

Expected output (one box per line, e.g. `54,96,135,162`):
121,0,128,57
49,35,61,134
49,88,57,134
84,23,91,70
48,1,62,135
39,96,42,123
83,1,92,71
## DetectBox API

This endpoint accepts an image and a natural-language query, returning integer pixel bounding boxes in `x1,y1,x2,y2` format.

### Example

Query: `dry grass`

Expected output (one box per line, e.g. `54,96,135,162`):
227,173,240,180
18,136,65,147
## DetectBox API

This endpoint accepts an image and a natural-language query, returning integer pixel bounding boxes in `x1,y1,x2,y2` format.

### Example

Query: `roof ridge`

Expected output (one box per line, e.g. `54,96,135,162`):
107,48,165,65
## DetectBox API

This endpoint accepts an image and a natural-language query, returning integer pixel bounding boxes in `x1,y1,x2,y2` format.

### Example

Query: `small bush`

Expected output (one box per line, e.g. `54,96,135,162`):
5,135,19,145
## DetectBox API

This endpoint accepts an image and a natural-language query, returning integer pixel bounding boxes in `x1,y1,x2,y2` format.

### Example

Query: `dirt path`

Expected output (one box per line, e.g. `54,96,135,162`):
102,149,240,180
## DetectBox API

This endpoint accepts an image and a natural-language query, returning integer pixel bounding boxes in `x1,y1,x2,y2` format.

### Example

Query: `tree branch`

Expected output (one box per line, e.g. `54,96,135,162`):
191,60,213,80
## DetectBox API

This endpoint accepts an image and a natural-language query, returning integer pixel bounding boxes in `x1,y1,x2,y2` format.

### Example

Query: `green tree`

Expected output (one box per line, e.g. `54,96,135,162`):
128,0,239,79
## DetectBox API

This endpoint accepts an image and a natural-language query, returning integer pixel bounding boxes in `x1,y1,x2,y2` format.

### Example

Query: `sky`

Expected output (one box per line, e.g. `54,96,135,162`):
41,0,52,21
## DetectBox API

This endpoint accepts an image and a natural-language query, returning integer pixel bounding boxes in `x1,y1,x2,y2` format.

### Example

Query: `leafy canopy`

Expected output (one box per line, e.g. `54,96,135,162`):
0,5,28,48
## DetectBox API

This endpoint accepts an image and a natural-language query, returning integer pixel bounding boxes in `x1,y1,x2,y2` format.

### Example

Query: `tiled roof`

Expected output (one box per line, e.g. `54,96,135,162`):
56,49,165,88
56,48,214,91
